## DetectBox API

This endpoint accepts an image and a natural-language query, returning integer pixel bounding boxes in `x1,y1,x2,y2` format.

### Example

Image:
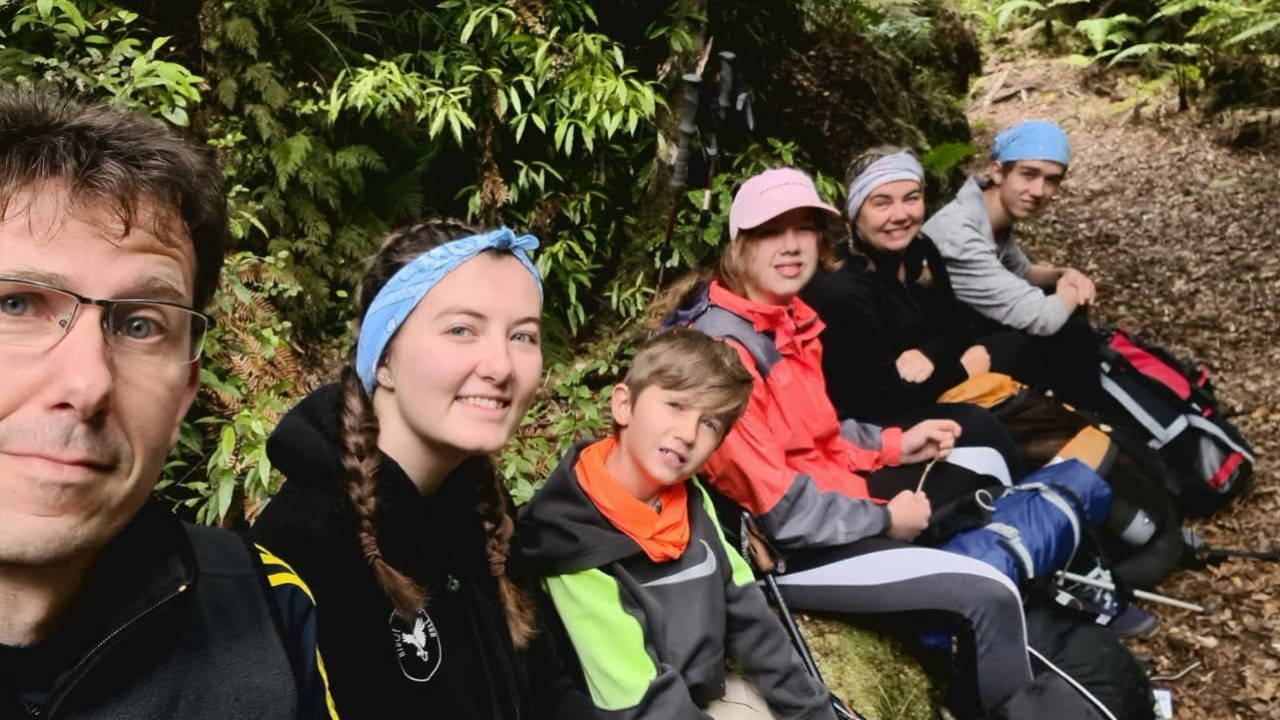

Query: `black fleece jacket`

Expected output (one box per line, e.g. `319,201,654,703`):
0,501,316,719
801,235,982,424
251,383,592,720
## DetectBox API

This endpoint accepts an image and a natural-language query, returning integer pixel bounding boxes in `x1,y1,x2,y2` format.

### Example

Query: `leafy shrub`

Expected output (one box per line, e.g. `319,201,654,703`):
0,1,201,124
959,0,1280,113
1,0,978,522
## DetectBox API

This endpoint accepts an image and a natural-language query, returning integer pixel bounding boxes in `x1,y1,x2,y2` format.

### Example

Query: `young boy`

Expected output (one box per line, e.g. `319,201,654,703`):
519,329,836,720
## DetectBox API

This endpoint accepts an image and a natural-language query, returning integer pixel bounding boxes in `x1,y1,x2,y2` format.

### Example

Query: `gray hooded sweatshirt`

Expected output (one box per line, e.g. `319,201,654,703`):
922,176,1071,336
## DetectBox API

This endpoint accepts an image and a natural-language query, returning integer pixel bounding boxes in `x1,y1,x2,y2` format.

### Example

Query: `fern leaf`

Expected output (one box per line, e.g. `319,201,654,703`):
1224,16,1280,46
995,0,1044,30
222,15,260,59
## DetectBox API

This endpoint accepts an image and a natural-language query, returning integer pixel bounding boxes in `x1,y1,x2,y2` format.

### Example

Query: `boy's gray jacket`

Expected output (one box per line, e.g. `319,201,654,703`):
923,176,1071,335
519,441,834,720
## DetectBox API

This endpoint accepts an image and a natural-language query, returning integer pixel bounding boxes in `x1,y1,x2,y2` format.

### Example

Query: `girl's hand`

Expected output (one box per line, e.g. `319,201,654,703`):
886,490,932,541
960,345,991,377
895,349,935,384
900,419,961,464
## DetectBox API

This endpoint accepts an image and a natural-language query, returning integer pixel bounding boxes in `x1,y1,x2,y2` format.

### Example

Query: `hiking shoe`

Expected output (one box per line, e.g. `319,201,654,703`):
1055,561,1123,623
1108,604,1159,638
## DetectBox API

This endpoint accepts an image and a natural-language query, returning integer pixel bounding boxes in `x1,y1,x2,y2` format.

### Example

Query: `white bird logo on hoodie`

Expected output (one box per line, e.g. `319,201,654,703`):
399,616,432,662
389,608,442,682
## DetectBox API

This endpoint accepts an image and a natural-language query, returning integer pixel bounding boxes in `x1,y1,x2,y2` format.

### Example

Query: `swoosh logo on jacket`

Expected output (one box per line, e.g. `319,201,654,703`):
642,540,718,587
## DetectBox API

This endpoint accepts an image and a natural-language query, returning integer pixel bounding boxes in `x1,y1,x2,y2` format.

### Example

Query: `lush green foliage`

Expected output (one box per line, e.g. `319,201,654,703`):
0,0,972,524
960,0,1280,112
161,251,304,524
958,0,1084,47
0,0,201,123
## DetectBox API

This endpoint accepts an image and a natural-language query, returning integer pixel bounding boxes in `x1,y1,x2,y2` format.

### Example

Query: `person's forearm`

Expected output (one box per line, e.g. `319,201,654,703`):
1023,264,1063,288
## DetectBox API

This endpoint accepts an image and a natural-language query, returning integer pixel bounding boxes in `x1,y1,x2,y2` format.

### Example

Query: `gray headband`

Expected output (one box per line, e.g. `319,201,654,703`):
845,152,925,217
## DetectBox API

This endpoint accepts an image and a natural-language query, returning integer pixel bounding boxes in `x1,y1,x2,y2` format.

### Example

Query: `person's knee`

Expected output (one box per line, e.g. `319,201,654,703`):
966,579,1025,636
946,447,1012,486
946,405,1009,444
939,402,990,426
937,565,1025,620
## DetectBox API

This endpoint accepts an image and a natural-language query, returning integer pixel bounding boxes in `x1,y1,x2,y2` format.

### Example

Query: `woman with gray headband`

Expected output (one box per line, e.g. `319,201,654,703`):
802,147,1019,431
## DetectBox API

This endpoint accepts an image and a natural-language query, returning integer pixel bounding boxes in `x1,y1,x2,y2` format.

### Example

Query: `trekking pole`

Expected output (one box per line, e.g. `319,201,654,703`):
743,513,865,720
1182,528,1280,565
761,572,864,720
716,51,735,131
1055,570,1206,613
763,572,821,678
1198,547,1280,562
657,73,702,290
692,51,735,248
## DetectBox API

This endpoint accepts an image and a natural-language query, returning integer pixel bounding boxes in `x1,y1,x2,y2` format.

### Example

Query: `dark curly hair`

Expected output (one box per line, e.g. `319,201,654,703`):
0,87,228,308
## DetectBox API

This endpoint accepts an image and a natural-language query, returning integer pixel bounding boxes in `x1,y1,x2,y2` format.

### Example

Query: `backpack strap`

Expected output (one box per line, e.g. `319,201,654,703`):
184,522,260,576
690,305,782,379
182,525,304,683
689,303,889,450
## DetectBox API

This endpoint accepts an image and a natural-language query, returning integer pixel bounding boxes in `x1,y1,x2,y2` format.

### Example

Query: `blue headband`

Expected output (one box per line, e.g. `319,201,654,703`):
991,120,1070,166
846,152,925,217
356,227,542,393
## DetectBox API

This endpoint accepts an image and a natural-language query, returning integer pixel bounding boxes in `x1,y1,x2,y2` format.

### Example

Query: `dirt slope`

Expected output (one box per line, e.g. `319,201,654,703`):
968,57,1280,719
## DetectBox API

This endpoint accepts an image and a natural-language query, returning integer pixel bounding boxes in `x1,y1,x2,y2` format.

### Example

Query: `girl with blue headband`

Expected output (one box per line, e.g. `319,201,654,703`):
252,220,587,718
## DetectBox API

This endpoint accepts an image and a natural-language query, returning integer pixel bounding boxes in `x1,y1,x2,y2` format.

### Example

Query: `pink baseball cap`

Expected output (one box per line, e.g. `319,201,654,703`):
729,167,840,239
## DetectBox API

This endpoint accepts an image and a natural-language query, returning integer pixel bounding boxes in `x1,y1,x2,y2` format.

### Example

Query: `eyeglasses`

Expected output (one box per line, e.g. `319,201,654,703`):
0,277,211,364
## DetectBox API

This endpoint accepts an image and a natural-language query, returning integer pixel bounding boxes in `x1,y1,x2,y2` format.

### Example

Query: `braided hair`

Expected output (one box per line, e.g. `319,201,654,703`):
340,218,536,647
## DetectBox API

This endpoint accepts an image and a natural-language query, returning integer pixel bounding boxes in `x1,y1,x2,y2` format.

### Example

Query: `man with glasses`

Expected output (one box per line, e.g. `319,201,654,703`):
0,89,335,717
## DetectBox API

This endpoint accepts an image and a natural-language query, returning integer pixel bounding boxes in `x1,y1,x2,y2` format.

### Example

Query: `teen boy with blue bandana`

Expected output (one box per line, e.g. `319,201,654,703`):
923,120,1105,410
924,120,1096,337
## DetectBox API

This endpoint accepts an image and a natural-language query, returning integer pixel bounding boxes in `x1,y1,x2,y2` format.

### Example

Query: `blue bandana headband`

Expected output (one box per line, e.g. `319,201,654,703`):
991,120,1070,166
356,226,542,393
846,152,925,218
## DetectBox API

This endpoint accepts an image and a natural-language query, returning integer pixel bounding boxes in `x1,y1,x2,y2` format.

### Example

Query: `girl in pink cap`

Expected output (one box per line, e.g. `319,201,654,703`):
652,167,1040,718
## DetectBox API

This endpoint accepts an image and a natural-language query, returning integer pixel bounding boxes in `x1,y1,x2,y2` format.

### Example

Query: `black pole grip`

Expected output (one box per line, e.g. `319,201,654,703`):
716,51,735,123
672,73,701,190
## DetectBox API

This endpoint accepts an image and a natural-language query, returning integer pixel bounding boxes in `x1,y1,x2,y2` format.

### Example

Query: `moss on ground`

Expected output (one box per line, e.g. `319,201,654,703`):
796,613,937,720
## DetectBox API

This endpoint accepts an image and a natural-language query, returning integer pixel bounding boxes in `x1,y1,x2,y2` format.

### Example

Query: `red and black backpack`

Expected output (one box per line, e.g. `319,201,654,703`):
1095,328,1255,518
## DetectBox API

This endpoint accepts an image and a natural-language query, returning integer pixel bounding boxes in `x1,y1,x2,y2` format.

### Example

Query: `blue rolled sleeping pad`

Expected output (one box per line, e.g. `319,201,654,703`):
918,460,1113,657
939,459,1113,589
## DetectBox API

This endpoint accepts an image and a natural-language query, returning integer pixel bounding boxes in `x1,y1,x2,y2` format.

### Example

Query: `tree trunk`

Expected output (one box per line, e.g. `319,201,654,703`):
635,0,709,255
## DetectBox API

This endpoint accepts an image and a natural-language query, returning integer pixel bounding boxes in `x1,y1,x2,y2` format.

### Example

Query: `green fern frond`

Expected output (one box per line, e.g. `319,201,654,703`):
243,62,290,109
222,15,260,59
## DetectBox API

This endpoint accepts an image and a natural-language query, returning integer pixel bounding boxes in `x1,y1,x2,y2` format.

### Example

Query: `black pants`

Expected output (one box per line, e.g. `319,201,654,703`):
776,536,1033,715
863,403,1020,546
863,402,1025,507
883,402,1026,483
978,312,1106,413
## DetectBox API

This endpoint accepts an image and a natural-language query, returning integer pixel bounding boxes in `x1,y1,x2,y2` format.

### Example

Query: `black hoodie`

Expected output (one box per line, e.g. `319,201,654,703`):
802,235,981,424
520,441,834,720
251,384,590,720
